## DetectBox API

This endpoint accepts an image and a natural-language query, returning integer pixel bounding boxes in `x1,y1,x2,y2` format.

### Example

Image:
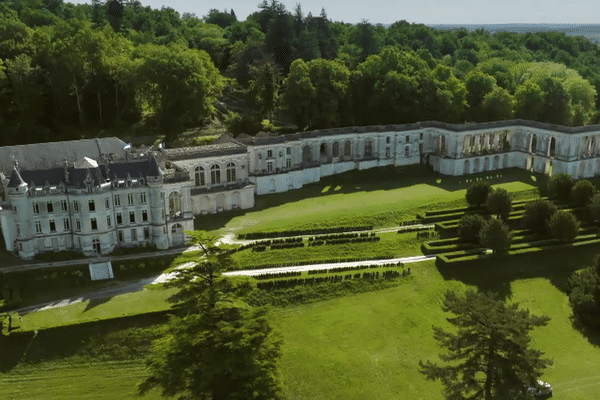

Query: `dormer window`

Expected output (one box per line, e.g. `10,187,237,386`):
89,200,95,212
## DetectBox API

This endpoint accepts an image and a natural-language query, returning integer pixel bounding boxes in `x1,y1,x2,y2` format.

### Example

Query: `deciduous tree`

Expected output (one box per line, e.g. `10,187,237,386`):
547,173,574,203
466,181,492,207
457,214,486,244
419,289,552,400
521,199,558,236
571,179,596,206
549,210,580,243
479,217,513,254
485,188,512,219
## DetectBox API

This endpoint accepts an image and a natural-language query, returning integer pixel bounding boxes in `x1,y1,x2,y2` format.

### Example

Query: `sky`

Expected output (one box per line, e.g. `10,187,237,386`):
67,0,600,25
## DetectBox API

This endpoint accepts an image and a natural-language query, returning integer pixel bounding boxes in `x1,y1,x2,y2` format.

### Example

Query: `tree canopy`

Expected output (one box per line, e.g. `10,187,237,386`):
419,289,552,400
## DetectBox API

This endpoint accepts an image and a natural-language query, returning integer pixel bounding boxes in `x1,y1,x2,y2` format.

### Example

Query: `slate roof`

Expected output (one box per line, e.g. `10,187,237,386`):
0,137,127,176
162,140,247,161
6,155,162,189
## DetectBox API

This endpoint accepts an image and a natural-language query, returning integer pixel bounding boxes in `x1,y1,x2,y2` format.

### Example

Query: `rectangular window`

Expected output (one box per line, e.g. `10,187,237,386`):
107,215,112,228
267,161,273,173
49,220,56,232
140,192,147,204
131,228,137,242
75,219,81,232
129,211,135,223
118,230,124,242
63,218,70,230
420,132,423,140
406,135,410,143
16,224,20,236
128,193,134,205
267,149,273,158
61,200,68,212
386,147,391,158
419,143,423,154
405,146,410,158
142,210,148,222
161,209,165,219
91,218,97,230
116,213,122,225
114,194,121,206
35,220,42,234
47,201,54,213
73,201,79,212
286,158,292,169
386,136,391,144
33,202,39,214
144,227,150,239
13,206,17,214
161,192,164,199
286,146,291,155
89,199,95,212
105,197,110,209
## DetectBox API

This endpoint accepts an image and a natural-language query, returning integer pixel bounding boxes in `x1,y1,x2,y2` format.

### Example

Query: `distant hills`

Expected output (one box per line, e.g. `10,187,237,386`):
428,23,600,43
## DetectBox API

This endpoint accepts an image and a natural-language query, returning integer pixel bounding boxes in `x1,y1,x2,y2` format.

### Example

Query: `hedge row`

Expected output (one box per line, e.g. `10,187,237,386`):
309,232,375,241
398,225,433,234
256,269,406,289
239,255,396,271
309,236,381,246
238,226,374,240
270,243,305,250
254,271,302,280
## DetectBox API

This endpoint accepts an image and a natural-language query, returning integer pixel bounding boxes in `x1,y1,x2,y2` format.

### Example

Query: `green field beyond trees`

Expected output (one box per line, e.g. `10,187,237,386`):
3,167,600,399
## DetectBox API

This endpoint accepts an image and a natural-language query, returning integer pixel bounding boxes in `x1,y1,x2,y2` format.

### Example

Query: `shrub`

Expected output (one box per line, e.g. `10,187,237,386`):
588,193,600,223
548,173,574,203
571,179,597,206
457,214,486,244
485,188,512,219
521,199,558,236
549,210,580,243
466,182,492,207
479,218,513,254
567,254,600,328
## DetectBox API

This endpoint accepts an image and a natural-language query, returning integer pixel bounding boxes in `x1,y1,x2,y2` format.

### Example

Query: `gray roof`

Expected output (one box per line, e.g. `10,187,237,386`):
161,140,247,161
0,137,128,176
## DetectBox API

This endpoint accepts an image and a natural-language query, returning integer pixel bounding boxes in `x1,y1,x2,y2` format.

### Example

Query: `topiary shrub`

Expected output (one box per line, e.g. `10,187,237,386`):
457,214,486,244
548,173,574,203
521,199,558,236
549,210,580,243
571,179,597,206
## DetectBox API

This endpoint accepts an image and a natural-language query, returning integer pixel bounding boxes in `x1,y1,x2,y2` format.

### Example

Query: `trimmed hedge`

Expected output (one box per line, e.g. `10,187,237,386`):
235,255,397,271
238,226,373,240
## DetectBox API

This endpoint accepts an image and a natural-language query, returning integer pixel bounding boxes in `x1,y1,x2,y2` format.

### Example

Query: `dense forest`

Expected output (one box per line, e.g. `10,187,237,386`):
1,0,600,147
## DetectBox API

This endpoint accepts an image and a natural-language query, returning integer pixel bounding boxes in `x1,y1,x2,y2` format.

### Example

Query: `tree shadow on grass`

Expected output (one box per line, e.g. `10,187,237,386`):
571,317,600,348
436,245,600,303
195,165,543,232
83,296,113,312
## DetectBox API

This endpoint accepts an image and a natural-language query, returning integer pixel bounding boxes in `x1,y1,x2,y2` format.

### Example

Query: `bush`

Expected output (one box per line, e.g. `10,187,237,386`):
549,210,580,243
457,214,486,244
466,182,492,207
548,173,574,203
571,179,597,206
521,199,558,236
485,188,512,219
567,254,600,328
479,218,513,254
588,193,600,223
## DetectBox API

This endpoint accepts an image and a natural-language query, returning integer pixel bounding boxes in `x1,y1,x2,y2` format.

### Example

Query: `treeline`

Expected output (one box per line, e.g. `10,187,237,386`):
1,0,600,146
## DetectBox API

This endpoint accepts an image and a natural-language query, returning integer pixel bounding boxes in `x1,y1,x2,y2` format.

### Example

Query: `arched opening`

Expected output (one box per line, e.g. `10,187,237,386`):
200,196,210,214
92,238,101,256
531,134,537,153
579,162,585,178
320,142,329,163
364,139,373,158
216,194,225,211
210,164,221,185
463,136,471,156
231,192,241,209
493,155,500,170
473,158,480,172
344,140,352,158
527,156,534,171
439,135,446,155
226,162,236,182
332,141,340,158
483,157,490,171
463,159,470,175
503,154,509,168
168,191,182,217
549,137,556,158
171,223,184,246
302,145,312,164
194,166,205,187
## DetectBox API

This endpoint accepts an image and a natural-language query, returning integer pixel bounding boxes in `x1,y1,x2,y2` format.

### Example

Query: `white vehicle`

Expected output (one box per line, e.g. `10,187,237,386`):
527,380,553,397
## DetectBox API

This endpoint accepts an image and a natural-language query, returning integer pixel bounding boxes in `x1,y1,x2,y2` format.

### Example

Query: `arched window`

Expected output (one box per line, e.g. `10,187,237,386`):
226,162,236,182
194,166,205,187
332,142,340,158
211,164,221,185
168,191,182,216
344,140,352,157
302,145,312,164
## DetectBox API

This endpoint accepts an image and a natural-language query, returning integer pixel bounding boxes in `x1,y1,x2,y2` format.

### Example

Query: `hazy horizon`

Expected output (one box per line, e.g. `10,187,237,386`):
64,0,600,26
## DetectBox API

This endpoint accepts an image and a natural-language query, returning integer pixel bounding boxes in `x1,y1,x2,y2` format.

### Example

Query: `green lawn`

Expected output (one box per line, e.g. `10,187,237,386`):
272,256,600,400
197,166,541,237
21,287,177,331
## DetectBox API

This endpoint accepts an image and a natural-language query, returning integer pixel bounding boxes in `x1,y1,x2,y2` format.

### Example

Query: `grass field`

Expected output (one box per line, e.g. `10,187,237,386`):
4,165,599,400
